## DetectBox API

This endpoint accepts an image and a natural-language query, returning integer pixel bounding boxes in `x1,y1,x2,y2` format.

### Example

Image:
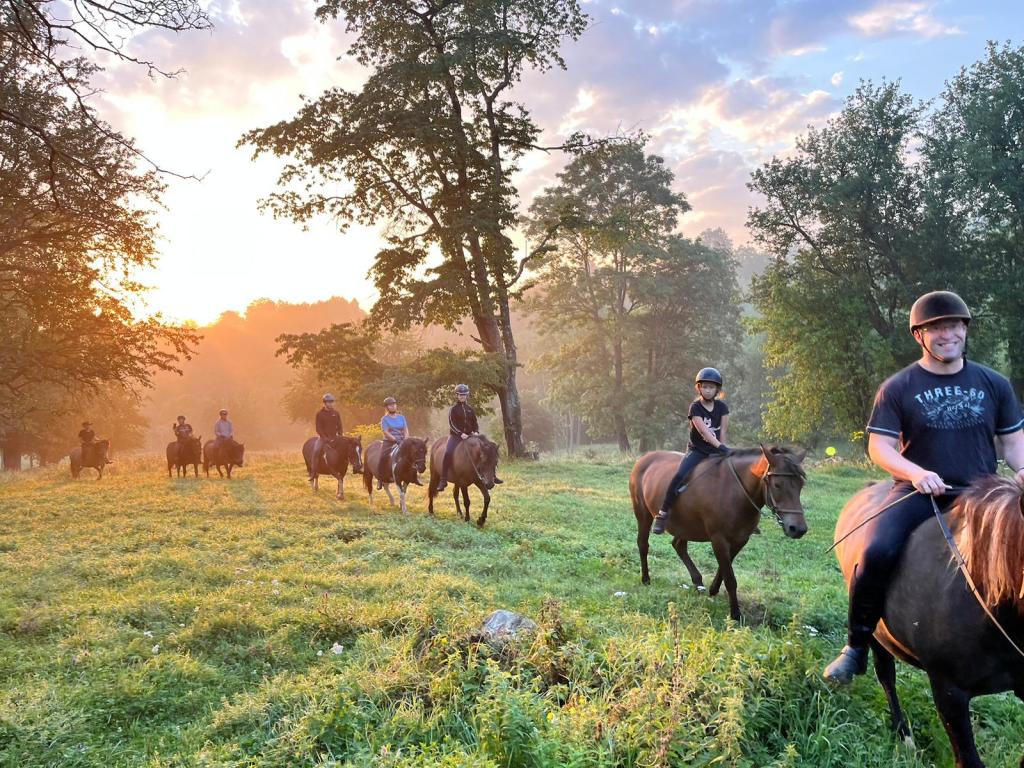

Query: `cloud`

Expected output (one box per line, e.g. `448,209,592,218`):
831,70,844,86
848,2,962,39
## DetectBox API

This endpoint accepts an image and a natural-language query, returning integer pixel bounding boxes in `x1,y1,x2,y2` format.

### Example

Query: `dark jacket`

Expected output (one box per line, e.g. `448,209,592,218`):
315,407,343,440
173,423,194,440
448,402,479,437
78,428,95,444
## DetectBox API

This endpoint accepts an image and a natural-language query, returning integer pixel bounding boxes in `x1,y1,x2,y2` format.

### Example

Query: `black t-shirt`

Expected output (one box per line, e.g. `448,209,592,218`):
866,360,1024,486
688,398,729,455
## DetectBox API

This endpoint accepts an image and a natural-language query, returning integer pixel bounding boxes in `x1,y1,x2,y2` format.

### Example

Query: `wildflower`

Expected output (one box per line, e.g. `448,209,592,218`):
613,591,627,598
331,643,344,655
151,644,160,654
143,630,153,638
317,650,323,656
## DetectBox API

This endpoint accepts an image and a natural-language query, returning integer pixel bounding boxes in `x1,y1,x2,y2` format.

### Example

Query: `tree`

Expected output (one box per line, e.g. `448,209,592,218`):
927,41,1024,401
1,1,205,465
240,0,587,457
746,81,982,442
525,139,740,451
1,1,210,174
276,323,506,415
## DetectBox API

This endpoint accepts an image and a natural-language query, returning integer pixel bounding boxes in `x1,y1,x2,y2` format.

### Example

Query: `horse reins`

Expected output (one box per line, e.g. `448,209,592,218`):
725,456,804,522
930,495,1024,662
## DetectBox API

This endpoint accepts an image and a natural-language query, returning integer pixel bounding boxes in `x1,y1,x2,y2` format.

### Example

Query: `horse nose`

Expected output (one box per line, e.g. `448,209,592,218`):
786,519,808,539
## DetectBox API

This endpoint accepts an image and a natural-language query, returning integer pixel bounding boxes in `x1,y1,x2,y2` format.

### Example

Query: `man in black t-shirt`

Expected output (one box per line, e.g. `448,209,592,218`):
653,367,732,535
824,291,1024,684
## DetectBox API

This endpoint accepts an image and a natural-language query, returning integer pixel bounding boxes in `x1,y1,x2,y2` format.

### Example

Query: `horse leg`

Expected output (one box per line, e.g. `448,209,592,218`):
475,482,489,528
462,486,471,522
453,486,464,521
336,475,344,500
708,537,749,597
399,483,408,515
383,483,396,506
671,538,704,588
871,638,913,745
709,536,741,621
928,674,983,768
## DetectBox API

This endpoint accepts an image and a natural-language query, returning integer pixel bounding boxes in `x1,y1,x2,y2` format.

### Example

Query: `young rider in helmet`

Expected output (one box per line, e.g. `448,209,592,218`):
652,367,732,535
823,290,1024,684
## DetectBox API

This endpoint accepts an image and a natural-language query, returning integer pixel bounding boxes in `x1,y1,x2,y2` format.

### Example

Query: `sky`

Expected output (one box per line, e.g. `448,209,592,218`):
95,0,1024,325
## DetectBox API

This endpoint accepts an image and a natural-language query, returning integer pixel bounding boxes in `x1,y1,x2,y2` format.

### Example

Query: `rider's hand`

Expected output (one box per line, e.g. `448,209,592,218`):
910,469,948,496
717,443,732,456
461,433,468,440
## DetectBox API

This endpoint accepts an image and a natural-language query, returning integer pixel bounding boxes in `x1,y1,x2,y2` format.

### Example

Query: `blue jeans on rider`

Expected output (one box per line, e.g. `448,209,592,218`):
845,481,961,647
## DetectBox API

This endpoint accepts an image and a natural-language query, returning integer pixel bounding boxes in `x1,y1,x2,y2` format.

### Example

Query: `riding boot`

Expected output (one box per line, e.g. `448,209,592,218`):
493,476,504,484
436,475,448,493
651,508,670,535
823,625,871,684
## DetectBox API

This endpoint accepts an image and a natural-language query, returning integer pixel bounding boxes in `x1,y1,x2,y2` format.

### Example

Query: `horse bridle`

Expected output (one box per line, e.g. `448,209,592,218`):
726,456,804,520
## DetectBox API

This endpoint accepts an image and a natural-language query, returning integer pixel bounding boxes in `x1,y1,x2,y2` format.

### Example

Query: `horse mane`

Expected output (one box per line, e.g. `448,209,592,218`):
950,475,1024,612
715,446,807,479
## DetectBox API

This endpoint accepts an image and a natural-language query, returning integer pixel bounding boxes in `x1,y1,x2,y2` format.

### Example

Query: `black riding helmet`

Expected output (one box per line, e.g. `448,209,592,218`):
695,367,723,386
909,291,971,331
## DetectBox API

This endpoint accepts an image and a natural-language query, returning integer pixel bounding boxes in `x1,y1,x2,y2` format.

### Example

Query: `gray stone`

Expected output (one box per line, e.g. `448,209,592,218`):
480,609,537,645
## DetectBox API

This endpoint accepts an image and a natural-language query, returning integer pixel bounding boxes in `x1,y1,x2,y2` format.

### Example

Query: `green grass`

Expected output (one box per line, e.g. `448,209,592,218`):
1,452,1021,767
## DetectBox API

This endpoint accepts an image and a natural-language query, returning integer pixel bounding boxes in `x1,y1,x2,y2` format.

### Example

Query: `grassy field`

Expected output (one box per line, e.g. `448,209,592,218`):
1,450,1022,767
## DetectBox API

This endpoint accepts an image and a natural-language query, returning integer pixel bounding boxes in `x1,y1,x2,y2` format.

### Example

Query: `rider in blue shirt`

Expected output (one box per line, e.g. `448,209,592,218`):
377,396,409,487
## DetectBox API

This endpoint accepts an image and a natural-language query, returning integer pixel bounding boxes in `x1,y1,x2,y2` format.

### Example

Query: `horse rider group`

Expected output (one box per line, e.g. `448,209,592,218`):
310,384,503,488
170,409,235,447
634,289,1024,687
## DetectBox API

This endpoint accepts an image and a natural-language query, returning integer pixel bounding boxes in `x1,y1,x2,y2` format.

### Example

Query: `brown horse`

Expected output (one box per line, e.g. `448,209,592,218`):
203,437,245,478
167,436,202,478
302,435,363,499
362,438,428,514
427,435,500,527
835,476,1024,768
630,445,809,620
70,439,110,479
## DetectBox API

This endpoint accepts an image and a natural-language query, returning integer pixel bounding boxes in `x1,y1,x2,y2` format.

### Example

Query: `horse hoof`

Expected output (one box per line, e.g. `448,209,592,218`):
641,576,651,586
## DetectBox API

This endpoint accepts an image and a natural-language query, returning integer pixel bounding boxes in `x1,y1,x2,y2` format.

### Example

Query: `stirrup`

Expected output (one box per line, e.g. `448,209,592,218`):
823,645,868,685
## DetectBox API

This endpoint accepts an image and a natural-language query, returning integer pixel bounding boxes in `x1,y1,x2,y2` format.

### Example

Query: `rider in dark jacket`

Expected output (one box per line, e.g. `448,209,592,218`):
173,416,194,442
312,393,342,470
436,384,503,492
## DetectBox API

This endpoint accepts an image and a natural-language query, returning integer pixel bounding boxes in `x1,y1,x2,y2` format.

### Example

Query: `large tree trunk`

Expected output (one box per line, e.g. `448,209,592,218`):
1,440,22,471
613,338,630,452
473,310,526,457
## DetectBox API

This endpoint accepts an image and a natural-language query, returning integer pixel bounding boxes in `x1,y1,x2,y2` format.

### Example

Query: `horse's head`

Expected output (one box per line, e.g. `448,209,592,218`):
758,444,808,539
401,437,428,475
346,435,363,473
468,436,500,488
229,439,245,466
94,439,110,463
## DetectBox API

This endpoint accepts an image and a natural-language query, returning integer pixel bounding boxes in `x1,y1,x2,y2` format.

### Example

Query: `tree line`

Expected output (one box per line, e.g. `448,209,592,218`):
3,1,1023,466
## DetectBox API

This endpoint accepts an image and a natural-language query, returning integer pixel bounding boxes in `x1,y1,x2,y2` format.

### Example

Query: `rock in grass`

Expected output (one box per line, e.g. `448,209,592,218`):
480,610,537,646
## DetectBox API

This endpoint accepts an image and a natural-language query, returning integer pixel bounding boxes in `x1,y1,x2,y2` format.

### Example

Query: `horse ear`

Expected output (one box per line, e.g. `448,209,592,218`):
792,446,808,463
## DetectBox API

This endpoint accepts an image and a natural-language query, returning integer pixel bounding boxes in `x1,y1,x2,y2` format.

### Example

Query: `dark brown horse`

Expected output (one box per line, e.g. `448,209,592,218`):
203,437,245,478
630,445,809,620
362,438,428,514
835,476,1024,768
70,439,110,479
427,435,500,527
167,436,202,478
302,435,363,499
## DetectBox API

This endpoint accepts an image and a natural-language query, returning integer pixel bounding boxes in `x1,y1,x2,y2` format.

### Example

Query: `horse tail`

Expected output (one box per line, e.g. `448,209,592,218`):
629,459,650,527
362,453,373,495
